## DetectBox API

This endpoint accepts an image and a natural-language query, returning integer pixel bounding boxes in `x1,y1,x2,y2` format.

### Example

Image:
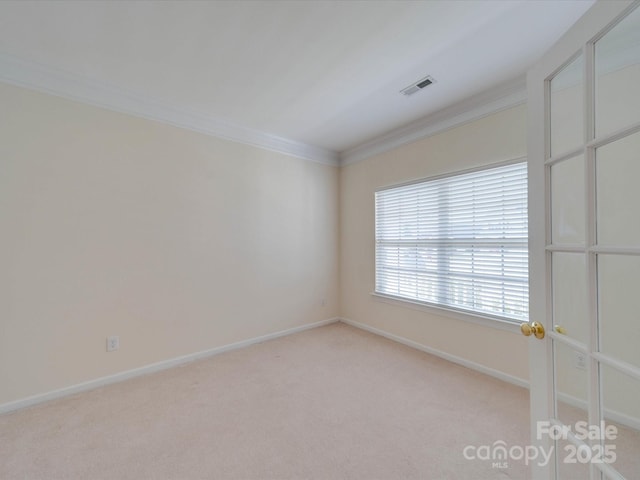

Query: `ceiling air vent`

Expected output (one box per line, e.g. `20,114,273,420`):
400,75,436,96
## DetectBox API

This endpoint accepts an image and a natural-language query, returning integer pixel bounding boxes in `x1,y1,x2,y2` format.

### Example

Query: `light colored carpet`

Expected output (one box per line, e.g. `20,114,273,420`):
0,322,531,479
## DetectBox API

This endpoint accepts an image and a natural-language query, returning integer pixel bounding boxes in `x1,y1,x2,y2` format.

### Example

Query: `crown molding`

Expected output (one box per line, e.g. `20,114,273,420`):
0,52,527,168
0,52,339,166
339,76,527,166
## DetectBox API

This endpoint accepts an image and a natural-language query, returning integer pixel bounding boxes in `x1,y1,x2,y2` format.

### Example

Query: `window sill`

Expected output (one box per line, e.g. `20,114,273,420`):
370,292,523,334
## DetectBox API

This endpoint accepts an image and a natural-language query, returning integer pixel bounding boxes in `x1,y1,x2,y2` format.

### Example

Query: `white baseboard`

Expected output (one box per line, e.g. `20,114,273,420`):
0,317,340,415
339,317,529,389
340,318,640,433
8,316,636,435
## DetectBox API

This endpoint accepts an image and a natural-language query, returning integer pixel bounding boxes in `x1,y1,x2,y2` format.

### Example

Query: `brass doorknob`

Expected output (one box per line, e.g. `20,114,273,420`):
554,325,567,335
520,321,545,339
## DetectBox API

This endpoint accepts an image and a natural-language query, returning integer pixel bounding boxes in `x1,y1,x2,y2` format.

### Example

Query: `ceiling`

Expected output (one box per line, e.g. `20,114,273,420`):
0,0,595,163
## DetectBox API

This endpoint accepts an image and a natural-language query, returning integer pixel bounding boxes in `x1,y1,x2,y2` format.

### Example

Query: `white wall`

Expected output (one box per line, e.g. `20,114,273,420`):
339,105,530,383
0,82,339,407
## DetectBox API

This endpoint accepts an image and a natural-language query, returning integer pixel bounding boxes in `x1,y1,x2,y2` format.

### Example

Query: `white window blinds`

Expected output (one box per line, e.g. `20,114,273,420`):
375,161,528,322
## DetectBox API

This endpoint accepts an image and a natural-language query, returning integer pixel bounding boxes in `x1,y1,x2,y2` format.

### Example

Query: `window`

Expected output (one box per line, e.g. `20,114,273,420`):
375,161,528,322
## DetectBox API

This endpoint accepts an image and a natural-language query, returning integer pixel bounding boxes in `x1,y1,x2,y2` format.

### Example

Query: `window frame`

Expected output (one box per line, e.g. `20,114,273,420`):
372,157,529,331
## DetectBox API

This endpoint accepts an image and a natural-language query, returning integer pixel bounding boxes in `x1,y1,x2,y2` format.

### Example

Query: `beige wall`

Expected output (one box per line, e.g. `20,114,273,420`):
0,83,339,406
339,105,530,383
0,84,533,408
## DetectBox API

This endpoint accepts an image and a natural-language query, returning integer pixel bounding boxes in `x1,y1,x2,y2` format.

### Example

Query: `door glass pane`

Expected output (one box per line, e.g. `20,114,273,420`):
600,364,640,479
550,54,584,157
555,437,591,480
551,155,585,245
554,340,588,427
596,130,640,246
595,5,640,137
552,253,588,346
598,254,640,370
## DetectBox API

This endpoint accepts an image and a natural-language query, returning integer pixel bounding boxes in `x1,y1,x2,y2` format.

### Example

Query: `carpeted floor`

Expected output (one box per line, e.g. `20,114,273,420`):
0,322,531,479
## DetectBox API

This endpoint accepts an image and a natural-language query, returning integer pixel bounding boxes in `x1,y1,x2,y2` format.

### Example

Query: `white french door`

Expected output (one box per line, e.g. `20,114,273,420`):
527,1,640,479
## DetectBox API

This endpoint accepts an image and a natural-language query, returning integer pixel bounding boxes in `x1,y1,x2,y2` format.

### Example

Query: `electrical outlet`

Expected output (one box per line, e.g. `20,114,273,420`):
107,336,120,352
574,351,586,370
